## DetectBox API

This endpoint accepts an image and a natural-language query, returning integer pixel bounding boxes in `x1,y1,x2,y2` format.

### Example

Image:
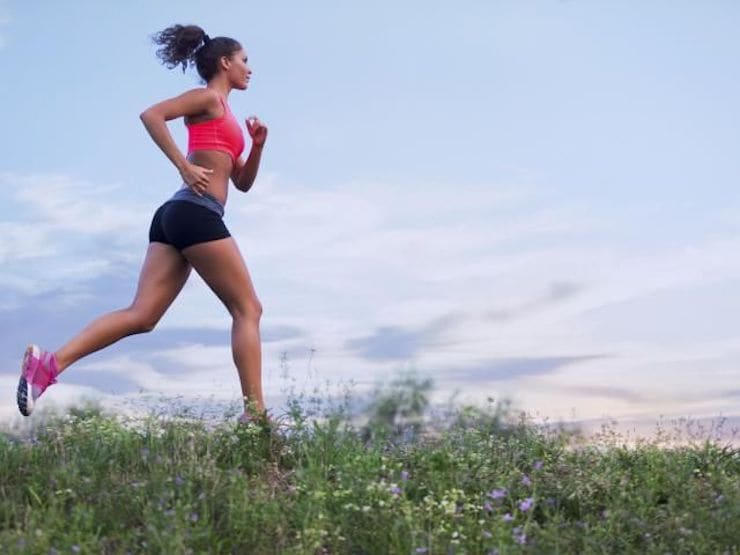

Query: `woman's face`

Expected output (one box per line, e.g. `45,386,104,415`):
226,48,251,90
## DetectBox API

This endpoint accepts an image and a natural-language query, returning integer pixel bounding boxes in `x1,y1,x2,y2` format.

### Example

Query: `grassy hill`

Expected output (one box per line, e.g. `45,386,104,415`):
1,374,738,554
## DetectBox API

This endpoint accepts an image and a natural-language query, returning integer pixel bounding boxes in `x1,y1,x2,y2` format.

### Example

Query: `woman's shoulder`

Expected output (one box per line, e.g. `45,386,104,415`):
182,87,222,105
179,88,223,121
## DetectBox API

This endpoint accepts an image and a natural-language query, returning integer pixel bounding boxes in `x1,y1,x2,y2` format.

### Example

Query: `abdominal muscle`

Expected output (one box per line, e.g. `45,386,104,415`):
184,150,235,206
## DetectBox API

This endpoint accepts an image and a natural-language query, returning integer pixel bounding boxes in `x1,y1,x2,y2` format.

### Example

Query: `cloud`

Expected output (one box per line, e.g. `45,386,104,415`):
61,368,142,395
0,173,150,298
487,280,585,322
345,314,462,361
3,171,740,424
560,384,645,404
445,355,605,382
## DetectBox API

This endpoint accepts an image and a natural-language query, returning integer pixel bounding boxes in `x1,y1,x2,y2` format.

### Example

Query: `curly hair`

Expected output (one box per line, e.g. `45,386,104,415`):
152,24,242,82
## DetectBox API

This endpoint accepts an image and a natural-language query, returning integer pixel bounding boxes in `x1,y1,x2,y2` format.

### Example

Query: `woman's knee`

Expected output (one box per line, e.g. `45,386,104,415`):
231,296,262,321
126,306,160,334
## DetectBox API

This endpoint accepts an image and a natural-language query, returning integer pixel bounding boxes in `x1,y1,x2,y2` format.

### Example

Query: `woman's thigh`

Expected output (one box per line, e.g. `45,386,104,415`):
181,237,260,318
131,242,192,325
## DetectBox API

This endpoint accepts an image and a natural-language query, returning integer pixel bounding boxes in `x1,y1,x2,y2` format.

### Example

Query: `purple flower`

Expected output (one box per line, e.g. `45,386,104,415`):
189,512,199,523
488,488,507,499
533,460,543,471
514,532,527,545
415,548,428,554
175,475,185,487
519,497,534,512
483,501,493,512
521,475,532,487
390,485,402,495
502,513,514,522
401,470,410,481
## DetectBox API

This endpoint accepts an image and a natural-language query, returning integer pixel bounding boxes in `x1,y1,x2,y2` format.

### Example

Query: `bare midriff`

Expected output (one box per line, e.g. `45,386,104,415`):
185,149,235,206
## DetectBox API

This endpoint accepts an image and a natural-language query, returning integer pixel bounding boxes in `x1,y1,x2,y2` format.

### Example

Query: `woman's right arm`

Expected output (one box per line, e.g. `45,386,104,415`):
139,88,219,195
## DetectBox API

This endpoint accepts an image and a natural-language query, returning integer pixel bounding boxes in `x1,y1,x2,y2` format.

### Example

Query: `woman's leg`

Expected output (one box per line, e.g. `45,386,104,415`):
54,242,192,374
181,237,264,414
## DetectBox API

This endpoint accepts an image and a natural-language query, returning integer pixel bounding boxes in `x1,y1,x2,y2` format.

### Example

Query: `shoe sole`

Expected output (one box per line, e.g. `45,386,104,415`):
17,344,39,417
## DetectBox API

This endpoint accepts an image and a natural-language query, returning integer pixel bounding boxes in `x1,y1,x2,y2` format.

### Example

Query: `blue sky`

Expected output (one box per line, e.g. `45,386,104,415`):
1,1,739,426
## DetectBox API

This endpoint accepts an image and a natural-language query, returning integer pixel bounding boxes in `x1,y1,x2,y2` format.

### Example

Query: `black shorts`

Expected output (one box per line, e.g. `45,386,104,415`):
148,200,231,251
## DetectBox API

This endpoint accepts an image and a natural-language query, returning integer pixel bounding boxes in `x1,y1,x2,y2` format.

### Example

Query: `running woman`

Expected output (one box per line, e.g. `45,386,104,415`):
17,24,270,424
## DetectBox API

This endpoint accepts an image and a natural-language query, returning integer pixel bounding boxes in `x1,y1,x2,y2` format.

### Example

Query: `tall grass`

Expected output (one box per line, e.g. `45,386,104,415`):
1,371,738,554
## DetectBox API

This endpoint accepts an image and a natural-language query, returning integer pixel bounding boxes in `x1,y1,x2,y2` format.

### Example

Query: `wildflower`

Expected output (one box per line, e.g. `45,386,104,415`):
415,548,429,554
175,475,185,487
533,460,543,471
483,501,493,512
502,513,514,522
401,470,410,481
190,512,199,523
390,484,402,495
519,497,534,512
514,531,527,545
521,475,531,487
487,488,507,499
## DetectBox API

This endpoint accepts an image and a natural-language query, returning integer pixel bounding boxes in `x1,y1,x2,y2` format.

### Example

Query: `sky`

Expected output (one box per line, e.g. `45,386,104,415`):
1,0,739,429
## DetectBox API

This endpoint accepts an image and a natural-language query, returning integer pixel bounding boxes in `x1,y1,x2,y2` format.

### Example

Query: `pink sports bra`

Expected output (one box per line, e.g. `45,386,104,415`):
186,94,245,163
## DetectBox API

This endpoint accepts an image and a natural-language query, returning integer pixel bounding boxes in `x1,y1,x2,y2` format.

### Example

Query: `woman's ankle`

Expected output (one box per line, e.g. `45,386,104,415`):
243,397,266,416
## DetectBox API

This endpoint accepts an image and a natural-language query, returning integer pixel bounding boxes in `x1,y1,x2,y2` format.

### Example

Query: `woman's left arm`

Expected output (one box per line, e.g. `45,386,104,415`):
232,116,268,192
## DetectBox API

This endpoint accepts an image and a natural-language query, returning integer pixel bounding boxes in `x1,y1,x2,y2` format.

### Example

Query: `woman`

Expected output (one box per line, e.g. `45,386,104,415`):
16,24,270,425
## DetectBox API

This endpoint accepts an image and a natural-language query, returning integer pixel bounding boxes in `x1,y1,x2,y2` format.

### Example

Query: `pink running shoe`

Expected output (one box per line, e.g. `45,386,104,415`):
17,344,59,416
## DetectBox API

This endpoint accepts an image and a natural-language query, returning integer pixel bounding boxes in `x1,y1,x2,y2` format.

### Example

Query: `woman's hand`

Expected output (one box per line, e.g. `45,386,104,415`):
246,116,268,147
179,161,214,196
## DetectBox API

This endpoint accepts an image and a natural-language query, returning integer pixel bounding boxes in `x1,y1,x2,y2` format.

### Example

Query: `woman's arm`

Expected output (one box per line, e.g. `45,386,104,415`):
231,115,268,193
231,144,264,192
140,88,221,195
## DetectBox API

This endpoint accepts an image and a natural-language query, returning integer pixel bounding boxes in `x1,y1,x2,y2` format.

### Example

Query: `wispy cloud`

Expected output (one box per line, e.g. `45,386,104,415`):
0,173,150,297
487,280,585,322
345,314,462,361
445,355,605,382
3,171,740,423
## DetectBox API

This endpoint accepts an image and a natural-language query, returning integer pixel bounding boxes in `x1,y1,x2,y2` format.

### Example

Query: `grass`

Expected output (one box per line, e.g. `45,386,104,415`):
0,372,738,554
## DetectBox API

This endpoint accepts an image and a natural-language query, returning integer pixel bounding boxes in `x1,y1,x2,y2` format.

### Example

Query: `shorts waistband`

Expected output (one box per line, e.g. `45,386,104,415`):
169,187,225,217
